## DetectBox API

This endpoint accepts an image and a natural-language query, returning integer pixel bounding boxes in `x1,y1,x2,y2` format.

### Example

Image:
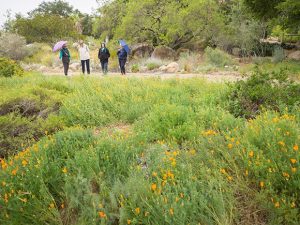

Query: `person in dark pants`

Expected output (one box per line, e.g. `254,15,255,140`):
117,45,128,75
98,43,110,75
59,44,71,76
78,40,90,75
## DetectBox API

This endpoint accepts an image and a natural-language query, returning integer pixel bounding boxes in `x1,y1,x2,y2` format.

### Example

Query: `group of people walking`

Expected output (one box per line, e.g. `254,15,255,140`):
59,40,128,76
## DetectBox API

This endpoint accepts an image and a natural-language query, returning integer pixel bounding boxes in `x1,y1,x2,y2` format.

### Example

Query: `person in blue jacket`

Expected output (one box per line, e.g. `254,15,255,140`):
117,44,128,75
59,44,71,76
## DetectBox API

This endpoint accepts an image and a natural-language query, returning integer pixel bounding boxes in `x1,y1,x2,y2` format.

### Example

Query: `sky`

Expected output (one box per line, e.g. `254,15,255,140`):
0,0,99,26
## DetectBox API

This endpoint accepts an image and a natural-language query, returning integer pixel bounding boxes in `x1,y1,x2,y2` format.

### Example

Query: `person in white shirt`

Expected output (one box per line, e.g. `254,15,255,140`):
78,40,90,74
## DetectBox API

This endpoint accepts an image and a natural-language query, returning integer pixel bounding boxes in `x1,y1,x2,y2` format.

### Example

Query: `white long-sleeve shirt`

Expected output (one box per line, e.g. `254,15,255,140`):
78,44,90,61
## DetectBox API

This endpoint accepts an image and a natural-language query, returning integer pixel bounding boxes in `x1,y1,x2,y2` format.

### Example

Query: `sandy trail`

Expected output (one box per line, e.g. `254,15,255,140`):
42,71,244,82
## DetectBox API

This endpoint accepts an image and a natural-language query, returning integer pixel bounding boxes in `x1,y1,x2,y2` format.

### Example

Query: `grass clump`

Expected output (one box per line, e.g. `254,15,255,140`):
0,57,24,77
204,47,235,67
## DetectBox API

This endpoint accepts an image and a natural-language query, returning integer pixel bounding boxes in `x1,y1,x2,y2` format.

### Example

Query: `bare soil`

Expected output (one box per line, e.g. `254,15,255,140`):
42,71,244,82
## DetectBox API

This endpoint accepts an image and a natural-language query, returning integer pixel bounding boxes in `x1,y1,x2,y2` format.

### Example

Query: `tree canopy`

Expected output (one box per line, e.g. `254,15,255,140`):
28,0,80,17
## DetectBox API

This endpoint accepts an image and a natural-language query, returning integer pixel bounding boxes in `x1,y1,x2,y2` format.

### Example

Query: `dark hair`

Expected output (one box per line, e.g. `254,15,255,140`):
101,43,106,48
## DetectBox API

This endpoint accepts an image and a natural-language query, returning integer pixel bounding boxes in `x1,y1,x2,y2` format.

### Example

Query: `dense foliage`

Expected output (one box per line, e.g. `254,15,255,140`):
0,57,24,77
13,15,78,43
0,74,299,225
228,69,300,118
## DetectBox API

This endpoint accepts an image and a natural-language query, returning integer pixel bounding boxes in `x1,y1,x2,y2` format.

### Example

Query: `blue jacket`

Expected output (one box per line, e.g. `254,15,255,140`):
117,48,127,60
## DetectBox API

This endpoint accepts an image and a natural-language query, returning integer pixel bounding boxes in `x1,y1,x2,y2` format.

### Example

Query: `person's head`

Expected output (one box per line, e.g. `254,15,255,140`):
79,40,84,46
101,42,106,48
63,43,67,48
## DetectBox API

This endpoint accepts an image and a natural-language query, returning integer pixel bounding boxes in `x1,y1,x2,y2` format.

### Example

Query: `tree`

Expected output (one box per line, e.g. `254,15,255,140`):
14,15,78,43
243,0,282,20
113,0,224,49
277,0,300,31
28,0,78,17
81,14,94,36
244,0,300,31
93,0,127,39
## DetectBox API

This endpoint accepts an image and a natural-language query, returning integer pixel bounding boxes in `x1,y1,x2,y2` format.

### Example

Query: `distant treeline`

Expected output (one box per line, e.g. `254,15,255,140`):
2,0,300,55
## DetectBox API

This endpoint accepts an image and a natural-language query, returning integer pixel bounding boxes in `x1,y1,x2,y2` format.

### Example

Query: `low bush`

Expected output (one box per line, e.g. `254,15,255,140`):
0,57,24,77
228,69,300,118
177,52,201,73
131,64,139,73
0,33,29,60
204,47,235,67
272,46,285,63
147,62,160,71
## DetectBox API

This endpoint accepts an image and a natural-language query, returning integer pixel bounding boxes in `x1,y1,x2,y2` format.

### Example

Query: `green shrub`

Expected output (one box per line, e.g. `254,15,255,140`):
135,104,200,144
252,57,272,65
228,68,300,118
204,47,235,67
272,46,285,63
0,57,24,77
147,62,160,71
131,64,139,73
0,33,29,60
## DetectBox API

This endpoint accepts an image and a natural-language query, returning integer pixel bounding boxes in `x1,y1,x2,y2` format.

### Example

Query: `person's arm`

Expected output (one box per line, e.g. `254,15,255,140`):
98,49,101,59
59,50,62,60
107,48,110,58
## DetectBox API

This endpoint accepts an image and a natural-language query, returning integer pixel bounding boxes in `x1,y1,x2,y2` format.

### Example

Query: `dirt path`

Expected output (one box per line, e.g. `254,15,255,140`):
42,71,244,82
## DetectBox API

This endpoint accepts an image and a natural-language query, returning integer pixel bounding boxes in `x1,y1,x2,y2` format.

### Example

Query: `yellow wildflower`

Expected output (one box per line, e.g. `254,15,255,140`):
127,219,131,224
274,202,280,208
228,143,233,149
171,161,176,167
135,207,140,214
291,202,296,208
151,183,157,191
22,160,28,167
169,208,174,215
189,149,196,155
98,211,106,218
283,172,290,178
293,145,298,151
290,159,297,164
291,167,297,173
259,181,264,188
167,171,174,179
278,141,285,147
227,176,233,181
220,168,226,174
49,203,55,209
11,168,18,176
152,172,157,177
62,167,68,174
249,151,254,158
